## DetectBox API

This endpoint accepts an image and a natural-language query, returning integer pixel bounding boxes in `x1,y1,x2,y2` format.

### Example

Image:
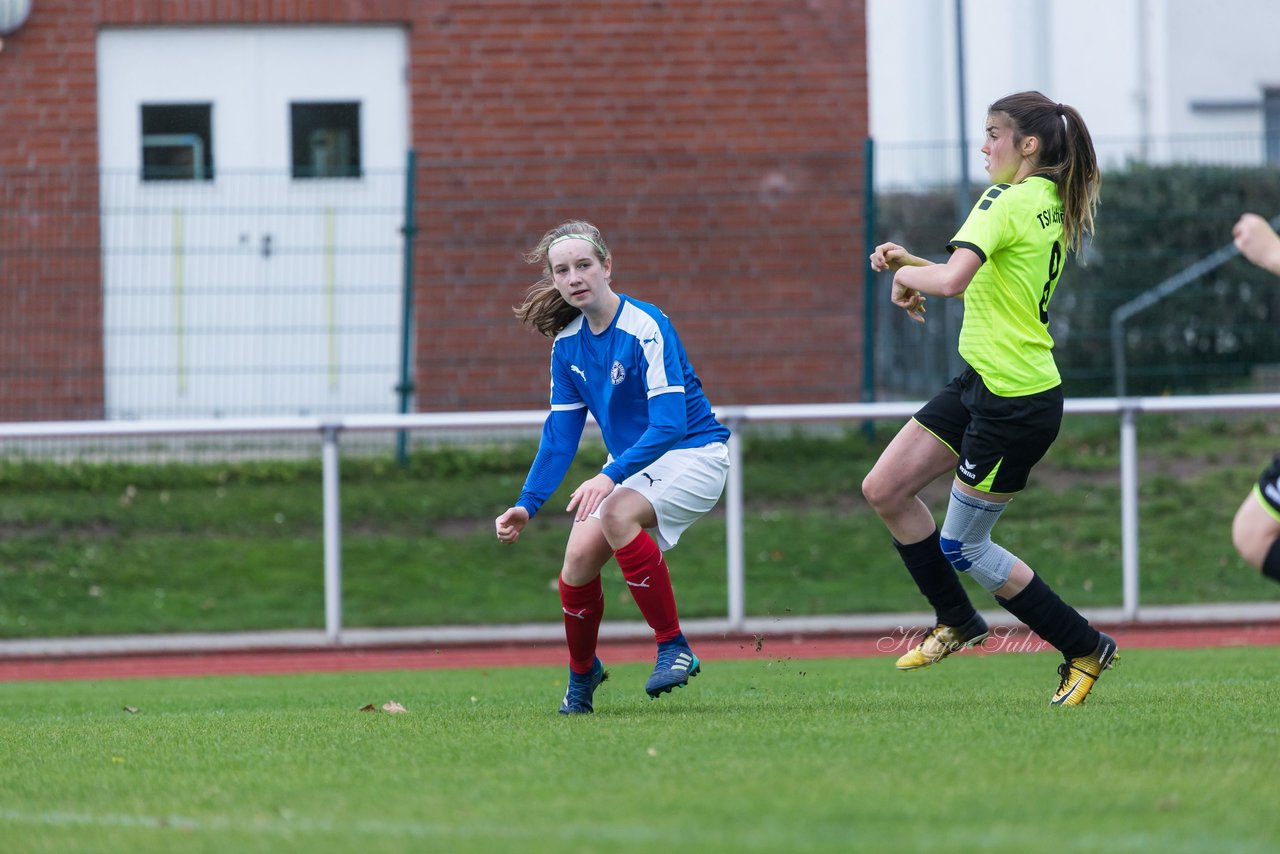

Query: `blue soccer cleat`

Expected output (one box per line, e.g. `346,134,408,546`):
645,634,701,698
559,656,608,714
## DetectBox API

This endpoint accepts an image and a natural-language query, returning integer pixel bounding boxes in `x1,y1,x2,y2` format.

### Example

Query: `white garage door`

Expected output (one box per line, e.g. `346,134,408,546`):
97,26,409,418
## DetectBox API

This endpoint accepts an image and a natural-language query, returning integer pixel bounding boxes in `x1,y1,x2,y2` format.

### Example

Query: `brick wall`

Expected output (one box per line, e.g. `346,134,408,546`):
0,3,104,420
0,0,867,419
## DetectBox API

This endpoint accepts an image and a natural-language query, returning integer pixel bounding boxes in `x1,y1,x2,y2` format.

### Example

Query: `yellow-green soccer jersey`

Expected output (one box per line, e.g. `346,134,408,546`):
947,176,1065,396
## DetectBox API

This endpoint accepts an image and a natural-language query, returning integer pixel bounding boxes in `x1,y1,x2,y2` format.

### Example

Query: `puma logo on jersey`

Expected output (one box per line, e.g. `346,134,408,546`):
641,472,661,486
642,335,659,345
569,364,587,382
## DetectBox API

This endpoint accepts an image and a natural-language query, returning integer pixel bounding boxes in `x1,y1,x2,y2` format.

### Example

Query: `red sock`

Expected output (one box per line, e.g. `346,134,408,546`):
559,576,604,674
614,530,681,643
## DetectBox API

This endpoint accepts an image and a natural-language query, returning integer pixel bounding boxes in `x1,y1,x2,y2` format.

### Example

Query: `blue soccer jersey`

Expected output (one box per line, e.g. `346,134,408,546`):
516,295,730,517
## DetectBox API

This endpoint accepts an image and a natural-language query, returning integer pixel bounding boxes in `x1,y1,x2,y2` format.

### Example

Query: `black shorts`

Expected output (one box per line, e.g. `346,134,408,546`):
913,367,1063,495
1255,454,1280,519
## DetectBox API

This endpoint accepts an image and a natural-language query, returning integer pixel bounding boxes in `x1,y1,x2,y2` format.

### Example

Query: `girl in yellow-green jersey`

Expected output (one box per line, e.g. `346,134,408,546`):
866,91,1115,706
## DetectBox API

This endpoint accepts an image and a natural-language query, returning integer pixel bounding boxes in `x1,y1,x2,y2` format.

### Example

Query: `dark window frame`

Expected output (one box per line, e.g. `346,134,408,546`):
140,103,214,182
290,101,363,180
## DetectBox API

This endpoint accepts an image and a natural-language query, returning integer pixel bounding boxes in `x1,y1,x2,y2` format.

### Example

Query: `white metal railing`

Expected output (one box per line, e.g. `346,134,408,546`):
1,393,1278,642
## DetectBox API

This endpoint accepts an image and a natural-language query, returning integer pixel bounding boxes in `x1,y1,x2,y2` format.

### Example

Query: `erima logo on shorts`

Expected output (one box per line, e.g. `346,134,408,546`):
611,361,626,385
1266,483,1280,505
959,458,977,478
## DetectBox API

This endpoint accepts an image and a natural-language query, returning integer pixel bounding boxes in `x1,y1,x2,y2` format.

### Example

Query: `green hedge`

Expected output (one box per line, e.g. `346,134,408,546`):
876,164,1280,396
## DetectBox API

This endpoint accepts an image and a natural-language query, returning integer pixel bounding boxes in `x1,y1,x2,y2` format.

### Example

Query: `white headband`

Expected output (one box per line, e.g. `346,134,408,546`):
548,232,608,258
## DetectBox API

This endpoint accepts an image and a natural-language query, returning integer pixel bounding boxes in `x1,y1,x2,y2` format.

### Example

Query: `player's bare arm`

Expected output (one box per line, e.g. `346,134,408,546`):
894,247,982,300
566,472,617,522
869,241,930,273
495,506,530,544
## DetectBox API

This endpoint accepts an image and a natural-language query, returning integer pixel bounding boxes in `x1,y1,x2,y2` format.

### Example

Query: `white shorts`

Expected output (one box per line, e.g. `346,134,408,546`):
590,442,730,550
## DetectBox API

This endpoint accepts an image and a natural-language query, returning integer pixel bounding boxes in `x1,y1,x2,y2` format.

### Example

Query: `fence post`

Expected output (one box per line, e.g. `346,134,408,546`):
725,422,745,632
862,136,877,441
1119,405,1140,620
322,424,344,643
951,0,971,224
396,150,420,467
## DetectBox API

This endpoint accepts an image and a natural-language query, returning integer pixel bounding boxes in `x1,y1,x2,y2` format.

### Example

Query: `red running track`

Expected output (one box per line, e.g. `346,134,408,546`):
1,622,1279,682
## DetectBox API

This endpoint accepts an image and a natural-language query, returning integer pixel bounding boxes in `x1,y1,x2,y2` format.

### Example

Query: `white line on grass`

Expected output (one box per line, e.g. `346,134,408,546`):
0,807,468,839
0,807,677,844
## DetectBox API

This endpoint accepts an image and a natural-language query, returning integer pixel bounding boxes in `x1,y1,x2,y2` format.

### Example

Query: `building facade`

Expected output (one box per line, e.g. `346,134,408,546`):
868,0,1280,189
0,1,869,421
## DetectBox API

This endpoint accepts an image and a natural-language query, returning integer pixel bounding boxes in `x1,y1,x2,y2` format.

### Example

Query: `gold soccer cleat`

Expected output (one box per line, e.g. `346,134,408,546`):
1050,632,1119,706
895,614,990,671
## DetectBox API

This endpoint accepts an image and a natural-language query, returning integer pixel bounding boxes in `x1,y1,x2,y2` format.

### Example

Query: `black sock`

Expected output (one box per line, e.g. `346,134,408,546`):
893,529,976,627
997,574,1098,660
1263,538,1280,584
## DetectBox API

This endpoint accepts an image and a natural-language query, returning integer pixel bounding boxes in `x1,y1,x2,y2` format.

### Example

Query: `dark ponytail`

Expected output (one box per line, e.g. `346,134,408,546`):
989,91,1101,254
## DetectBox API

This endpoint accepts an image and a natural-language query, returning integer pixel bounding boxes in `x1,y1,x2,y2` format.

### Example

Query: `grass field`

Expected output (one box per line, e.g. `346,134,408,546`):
1,647,1277,853
2,415,1279,639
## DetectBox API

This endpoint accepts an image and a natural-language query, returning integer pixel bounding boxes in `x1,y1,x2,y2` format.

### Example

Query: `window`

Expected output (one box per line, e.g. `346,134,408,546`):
141,104,213,181
290,102,361,179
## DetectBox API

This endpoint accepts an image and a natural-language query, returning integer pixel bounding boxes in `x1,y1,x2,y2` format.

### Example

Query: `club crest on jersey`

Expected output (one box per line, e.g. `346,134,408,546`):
610,360,626,385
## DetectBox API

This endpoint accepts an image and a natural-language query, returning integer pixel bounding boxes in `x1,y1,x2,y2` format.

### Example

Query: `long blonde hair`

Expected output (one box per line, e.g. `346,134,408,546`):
514,220,611,337
989,91,1101,254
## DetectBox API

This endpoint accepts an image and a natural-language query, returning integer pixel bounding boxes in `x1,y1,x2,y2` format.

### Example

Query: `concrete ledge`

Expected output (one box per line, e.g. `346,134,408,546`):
3,601,1280,659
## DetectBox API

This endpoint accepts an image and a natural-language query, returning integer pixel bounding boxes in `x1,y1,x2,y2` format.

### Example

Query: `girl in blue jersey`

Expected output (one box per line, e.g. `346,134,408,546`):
495,220,730,714
865,91,1117,706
